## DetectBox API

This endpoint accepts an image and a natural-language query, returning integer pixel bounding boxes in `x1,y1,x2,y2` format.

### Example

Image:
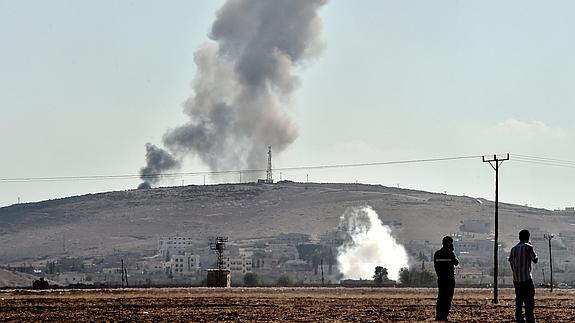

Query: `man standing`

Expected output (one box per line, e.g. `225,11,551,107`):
509,229,538,323
434,236,459,322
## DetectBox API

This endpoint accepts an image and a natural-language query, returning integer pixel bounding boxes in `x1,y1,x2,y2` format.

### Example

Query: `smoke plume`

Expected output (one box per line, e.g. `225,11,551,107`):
337,206,409,281
139,0,328,186
138,143,180,188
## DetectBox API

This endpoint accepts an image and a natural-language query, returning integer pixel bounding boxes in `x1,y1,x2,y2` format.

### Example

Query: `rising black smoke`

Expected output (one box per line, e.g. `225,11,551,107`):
139,0,328,187
138,143,180,188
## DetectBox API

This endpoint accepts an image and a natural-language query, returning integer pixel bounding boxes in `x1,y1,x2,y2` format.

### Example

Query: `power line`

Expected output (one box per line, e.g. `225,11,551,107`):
512,159,575,169
511,153,575,169
512,154,575,165
0,154,482,183
2,153,573,183
275,155,483,172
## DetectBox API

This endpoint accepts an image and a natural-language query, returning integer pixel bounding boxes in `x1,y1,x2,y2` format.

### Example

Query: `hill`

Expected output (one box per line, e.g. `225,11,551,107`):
0,182,571,265
0,268,38,288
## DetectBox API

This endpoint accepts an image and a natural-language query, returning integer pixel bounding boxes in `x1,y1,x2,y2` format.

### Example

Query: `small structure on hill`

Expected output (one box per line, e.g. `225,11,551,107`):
207,236,231,287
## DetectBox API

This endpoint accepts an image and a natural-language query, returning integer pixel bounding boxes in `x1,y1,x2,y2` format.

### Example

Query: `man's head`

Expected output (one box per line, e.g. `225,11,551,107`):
442,236,454,250
519,229,530,242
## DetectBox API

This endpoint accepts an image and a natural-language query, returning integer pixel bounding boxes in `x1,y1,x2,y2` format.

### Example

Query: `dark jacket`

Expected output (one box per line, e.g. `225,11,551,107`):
434,247,459,281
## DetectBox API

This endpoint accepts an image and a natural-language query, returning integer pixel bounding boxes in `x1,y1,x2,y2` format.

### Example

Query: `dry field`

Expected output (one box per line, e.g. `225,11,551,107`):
1,287,575,322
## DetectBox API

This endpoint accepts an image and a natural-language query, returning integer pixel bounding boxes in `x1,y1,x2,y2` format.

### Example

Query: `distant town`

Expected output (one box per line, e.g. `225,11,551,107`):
5,208,575,289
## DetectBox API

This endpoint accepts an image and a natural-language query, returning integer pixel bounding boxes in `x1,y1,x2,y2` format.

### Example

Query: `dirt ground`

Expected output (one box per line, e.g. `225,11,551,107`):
1,287,574,322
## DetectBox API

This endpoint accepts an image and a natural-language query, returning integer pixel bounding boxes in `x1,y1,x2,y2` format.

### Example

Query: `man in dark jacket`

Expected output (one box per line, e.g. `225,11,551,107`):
434,236,459,322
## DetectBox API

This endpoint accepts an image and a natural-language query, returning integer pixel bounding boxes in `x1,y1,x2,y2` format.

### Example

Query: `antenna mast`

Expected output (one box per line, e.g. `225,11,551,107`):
210,237,228,270
266,146,273,183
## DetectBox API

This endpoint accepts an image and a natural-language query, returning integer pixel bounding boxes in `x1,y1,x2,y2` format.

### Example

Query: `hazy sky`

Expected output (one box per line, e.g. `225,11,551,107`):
1,0,574,209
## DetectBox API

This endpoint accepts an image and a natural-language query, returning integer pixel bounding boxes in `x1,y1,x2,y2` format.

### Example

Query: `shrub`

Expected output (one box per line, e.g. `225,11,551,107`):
243,273,260,287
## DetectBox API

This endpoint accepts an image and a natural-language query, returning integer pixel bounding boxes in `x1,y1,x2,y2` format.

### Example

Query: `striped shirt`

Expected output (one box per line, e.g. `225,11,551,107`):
508,241,538,282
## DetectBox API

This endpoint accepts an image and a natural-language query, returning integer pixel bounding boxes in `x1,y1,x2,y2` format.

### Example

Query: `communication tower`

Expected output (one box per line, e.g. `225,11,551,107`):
209,236,228,270
266,146,273,183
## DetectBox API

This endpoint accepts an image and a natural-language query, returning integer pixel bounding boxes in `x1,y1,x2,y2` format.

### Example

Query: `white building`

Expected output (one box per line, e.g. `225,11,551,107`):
138,256,168,274
158,235,194,258
170,252,200,275
226,253,253,275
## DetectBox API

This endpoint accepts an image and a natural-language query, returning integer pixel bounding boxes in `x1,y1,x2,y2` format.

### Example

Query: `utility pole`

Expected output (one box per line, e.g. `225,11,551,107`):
321,258,325,286
124,265,129,288
121,259,125,288
544,233,554,292
482,153,509,304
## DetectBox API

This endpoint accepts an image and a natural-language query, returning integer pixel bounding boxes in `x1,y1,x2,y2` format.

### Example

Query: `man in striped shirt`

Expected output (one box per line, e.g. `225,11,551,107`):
508,229,538,323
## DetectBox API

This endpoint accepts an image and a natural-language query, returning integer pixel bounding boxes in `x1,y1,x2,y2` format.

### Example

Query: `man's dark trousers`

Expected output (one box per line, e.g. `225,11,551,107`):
436,278,455,321
514,279,535,323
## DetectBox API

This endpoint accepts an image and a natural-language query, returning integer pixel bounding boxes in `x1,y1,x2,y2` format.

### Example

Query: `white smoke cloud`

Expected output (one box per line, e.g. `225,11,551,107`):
337,206,409,281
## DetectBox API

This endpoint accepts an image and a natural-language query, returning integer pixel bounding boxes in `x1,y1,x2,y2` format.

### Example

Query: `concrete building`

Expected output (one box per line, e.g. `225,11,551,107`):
267,244,299,261
138,256,167,274
455,238,492,257
158,235,194,258
225,253,253,275
170,252,200,275
270,233,311,246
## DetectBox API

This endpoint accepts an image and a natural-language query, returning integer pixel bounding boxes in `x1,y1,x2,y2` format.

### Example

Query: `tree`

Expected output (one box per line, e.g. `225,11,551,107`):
297,244,336,275
244,273,260,287
297,244,320,262
32,278,49,290
373,266,389,284
328,247,334,275
276,274,293,287
399,267,436,287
